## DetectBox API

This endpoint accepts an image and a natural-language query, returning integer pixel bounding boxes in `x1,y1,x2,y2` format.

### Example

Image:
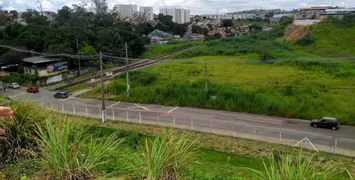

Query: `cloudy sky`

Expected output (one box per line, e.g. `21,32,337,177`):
0,0,354,14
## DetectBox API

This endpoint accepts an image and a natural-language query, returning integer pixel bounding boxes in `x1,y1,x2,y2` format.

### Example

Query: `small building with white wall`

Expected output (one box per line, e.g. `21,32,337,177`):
22,56,68,85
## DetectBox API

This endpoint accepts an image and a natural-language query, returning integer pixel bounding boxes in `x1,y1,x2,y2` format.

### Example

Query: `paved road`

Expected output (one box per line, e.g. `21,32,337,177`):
2,87,355,154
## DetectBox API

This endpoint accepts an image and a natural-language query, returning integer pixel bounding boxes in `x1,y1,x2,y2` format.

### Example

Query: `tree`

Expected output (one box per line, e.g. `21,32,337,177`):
9,10,18,18
221,19,233,27
13,31,43,51
91,0,108,14
0,14,10,26
21,9,48,25
136,22,154,35
56,6,72,25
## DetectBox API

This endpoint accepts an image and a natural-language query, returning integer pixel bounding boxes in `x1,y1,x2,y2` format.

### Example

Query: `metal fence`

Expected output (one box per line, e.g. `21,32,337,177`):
38,100,355,157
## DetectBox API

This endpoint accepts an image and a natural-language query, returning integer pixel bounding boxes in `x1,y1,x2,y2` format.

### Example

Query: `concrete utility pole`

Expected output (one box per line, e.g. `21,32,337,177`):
125,42,130,97
205,60,208,92
100,51,106,123
76,39,81,76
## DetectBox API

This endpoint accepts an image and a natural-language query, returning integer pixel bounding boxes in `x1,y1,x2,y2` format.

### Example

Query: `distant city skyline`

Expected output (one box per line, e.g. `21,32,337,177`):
1,0,355,15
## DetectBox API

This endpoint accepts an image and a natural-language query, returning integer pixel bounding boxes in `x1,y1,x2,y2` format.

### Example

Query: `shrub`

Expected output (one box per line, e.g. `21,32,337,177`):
0,101,48,167
124,130,197,179
296,33,315,46
36,119,121,180
247,151,337,180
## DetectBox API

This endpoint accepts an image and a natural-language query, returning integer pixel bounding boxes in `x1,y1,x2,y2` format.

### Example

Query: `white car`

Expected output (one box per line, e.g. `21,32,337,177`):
8,82,20,89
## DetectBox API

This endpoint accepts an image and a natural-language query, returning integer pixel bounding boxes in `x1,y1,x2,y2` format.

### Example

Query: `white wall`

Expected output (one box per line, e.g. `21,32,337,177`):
46,74,63,84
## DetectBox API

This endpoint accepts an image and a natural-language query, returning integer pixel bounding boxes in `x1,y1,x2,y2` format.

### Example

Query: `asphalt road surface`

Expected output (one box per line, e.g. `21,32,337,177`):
2,87,355,153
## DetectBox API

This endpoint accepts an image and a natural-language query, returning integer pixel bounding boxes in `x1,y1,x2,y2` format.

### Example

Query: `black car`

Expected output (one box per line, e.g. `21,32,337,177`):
310,117,340,130
54,91,69,99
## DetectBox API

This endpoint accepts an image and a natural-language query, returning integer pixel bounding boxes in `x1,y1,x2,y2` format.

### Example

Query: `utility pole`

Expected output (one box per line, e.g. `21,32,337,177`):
205,60,208,92
125,42,130,97
76,39,81,76
100,51,106,123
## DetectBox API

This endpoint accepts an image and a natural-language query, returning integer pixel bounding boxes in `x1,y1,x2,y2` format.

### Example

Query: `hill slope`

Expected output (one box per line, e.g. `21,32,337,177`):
288,17,355,57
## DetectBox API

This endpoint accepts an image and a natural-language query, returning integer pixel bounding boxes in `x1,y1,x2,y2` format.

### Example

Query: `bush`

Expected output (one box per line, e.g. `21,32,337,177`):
247,151,337,180
124,130,197,179
0,101,49,167
296,33,315,46
36,119,121,180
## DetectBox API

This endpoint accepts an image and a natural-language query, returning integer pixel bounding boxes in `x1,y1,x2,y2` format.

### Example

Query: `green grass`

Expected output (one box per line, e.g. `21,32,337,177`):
82,56,355,125
174,35,317,60
141,41,202,58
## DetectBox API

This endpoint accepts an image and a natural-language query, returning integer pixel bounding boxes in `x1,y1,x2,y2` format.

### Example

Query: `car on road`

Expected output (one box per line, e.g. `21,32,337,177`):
311,117,340,130
54,91,69,99
26,87,39,93
8,82,20,89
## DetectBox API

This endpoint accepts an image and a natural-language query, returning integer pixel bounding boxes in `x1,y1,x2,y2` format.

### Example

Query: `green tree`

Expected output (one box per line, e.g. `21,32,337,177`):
56,6,72,25
21,9,48,25
221,19,233,27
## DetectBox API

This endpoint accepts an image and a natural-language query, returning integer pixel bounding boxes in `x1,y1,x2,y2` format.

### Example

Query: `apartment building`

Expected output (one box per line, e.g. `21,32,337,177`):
114,4,138,19
159,8,190,24
140,7,154,21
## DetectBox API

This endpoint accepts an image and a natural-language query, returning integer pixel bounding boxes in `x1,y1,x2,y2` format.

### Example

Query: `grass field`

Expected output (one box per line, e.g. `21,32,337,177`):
82,55,355,125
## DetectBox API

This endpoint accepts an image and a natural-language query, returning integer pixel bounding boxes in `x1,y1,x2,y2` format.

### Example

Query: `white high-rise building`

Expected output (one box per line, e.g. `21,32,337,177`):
140,7,154,21
159,8,191,24
114,4,137,19
184,9,190,23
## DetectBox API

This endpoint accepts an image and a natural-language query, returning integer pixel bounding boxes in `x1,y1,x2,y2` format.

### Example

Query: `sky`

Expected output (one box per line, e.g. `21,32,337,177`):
0,0,354,15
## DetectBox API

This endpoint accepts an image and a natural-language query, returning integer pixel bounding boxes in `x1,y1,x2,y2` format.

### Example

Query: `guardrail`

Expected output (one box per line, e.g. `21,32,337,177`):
37,100,355,157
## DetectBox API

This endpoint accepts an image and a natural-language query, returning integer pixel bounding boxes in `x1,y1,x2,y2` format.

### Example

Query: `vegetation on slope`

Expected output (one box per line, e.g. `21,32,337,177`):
287,15,355,57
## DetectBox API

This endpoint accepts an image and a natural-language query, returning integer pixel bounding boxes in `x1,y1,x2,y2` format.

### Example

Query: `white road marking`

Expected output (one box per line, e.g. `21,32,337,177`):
109,101,120,107
134,103,150,111
167,106,179,113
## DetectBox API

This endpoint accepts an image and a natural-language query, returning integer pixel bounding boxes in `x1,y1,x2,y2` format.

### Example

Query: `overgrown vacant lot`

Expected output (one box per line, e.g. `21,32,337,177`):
83,56,355,125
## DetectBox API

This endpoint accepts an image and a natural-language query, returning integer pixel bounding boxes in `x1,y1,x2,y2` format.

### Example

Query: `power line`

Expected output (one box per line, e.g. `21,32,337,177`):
0,44,99,60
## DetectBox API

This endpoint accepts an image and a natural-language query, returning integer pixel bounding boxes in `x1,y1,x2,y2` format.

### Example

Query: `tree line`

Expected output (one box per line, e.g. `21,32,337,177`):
0,3,189,70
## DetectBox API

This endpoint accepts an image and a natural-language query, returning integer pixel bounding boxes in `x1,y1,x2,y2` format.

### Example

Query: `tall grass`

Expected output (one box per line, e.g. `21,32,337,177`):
124,130,197,180
0,101,48,166
248,152,336,180
36,119,121,180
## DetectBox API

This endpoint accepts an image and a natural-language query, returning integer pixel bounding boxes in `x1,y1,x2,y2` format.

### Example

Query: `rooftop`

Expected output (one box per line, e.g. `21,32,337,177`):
22,56,59,64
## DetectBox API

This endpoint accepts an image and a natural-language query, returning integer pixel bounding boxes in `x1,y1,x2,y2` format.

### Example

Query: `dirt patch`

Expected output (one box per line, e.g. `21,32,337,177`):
282,24,310,41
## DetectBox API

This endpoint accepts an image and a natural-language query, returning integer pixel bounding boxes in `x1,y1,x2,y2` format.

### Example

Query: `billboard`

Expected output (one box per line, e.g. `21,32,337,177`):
47,62,68,73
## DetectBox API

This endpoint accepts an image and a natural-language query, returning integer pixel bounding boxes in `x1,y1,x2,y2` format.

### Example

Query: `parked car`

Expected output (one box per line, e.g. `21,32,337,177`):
310,117,340,130
8,82,20,89
54,91,69,99
26,87,39,93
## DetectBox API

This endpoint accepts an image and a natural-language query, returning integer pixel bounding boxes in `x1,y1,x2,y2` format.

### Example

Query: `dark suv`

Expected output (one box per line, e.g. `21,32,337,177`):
54,91,69,99
310,117,340,130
